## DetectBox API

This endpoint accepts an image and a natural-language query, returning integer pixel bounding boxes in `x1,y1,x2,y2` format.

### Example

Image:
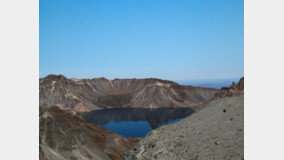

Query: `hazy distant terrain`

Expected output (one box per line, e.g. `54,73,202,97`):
176,79,240,89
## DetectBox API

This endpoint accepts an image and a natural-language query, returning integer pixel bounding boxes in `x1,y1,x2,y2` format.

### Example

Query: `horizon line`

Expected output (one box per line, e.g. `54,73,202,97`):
40,73,243,82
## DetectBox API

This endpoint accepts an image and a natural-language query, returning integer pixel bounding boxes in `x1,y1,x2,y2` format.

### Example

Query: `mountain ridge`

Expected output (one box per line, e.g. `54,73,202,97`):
40,74,219,112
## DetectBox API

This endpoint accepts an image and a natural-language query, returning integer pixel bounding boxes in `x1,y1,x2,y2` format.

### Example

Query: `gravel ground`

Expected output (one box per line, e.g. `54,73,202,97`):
125,95,244,160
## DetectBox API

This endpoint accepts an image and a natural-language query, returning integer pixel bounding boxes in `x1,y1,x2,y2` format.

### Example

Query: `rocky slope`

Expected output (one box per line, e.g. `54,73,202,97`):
40,75,218,112
39,106,139,160
125,95,244,160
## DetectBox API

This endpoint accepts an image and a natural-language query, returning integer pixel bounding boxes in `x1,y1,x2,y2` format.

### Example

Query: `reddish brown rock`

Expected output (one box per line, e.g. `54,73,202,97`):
39,106,139,160
40,75,218,111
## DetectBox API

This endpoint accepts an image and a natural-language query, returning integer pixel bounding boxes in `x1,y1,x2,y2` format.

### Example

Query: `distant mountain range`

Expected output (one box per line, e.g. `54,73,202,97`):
40,75,219,112
176,78,240,89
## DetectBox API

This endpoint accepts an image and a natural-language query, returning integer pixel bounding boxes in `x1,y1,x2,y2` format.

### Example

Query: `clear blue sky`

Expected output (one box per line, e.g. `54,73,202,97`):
40,0,243,81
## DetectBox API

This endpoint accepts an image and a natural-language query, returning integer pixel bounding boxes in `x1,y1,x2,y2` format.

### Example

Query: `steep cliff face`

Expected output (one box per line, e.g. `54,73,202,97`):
40,75,218,112
39,106,139,160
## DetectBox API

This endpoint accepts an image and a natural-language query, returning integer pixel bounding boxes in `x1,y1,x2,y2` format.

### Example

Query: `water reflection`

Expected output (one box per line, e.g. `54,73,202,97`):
82,107,194,137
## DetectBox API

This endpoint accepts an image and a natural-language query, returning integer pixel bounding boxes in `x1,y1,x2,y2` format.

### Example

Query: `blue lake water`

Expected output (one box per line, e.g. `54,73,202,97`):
82,108,194,137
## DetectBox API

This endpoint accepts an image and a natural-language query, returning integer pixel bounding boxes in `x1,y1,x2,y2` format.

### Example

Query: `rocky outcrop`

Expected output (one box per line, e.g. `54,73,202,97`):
39,106,139,160
40,75,218,112
125,95,244,160
215,77,244,98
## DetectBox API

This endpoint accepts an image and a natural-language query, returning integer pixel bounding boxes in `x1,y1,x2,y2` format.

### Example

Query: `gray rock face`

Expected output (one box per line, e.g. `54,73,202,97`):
125,95,244,160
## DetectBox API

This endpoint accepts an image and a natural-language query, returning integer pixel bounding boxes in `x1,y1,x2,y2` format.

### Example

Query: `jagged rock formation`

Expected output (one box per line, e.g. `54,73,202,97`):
125,95,244,160
39,106,139,160
216,77,244,98
40,75,218,112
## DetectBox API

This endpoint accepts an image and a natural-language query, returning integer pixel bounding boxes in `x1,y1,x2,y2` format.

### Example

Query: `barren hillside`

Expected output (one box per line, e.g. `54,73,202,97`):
40,75,218,112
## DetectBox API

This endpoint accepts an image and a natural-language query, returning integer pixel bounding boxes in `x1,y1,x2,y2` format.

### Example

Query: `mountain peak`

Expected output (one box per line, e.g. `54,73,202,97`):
44,74,67,80
40,74,219,111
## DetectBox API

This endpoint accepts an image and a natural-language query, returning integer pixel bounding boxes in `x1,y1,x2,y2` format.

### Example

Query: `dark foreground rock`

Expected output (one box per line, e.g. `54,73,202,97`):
39,106,139,160
125,95,244,160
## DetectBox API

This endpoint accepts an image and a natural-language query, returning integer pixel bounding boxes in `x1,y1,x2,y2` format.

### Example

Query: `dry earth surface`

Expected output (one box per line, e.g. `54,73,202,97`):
125,95,244,160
